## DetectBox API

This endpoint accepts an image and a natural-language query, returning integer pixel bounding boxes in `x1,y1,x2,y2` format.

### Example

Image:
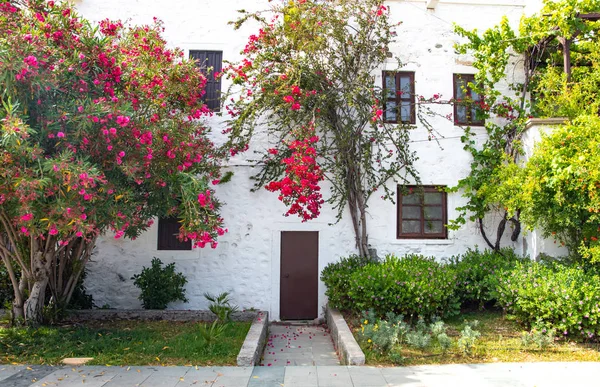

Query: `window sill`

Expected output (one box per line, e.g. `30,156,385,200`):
391,239,455,245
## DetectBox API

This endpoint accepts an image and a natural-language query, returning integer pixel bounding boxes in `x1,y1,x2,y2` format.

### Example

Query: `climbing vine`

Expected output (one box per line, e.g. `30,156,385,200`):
450,0,600,253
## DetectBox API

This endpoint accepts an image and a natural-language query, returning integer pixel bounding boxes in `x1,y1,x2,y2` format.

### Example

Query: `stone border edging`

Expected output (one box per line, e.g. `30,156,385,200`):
64,309,259,322
326,306,365,365
237,311,269,367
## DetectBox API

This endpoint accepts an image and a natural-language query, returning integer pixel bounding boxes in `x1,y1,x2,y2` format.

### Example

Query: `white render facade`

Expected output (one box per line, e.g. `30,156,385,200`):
73,0,555,319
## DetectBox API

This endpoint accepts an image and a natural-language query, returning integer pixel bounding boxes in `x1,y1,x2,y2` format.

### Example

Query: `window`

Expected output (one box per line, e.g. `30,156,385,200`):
157,217,192,250
383,71,415,124
453,74,484,126
189,50,223,111
397,186,447,239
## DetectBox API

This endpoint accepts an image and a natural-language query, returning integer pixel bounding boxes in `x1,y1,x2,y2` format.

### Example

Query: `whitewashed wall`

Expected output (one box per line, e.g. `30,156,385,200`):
75,0,538,319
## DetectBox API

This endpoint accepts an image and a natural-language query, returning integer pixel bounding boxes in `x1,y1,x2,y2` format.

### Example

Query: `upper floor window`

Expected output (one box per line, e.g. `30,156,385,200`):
453,74,484,126
383,71,415,124
190,50,223,111
397,186,447,239
157,217,192,250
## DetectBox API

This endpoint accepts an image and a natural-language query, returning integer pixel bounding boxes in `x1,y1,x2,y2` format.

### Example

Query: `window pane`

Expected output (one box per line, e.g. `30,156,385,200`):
400,101,412,122
424,192,442,204
402,220,421,234
385,74,396,98
424,221,444,234
402,206,421,219
471,90,481,102
400,75,412,94
402,193,420,204
471,106,481,122
456,105,467,123
385,101,397,122
424,206,443,220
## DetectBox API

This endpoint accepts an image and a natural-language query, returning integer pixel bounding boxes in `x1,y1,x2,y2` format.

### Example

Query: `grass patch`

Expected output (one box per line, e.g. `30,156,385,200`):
348,310,600,366
0,320,251,366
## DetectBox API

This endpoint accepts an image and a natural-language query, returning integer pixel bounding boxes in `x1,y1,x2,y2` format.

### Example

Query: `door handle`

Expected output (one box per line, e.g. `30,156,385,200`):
283,273,290,278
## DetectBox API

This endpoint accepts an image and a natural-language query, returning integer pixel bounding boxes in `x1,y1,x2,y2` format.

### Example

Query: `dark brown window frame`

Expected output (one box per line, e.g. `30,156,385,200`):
157,217,192,251
383,71,416,124
397,185,448,239
453,74,485,126
189,50,223,112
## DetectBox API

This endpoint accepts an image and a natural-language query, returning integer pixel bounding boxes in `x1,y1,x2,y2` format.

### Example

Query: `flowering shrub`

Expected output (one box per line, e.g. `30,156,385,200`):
449,248,525,307
494,261,600,339
0,1,226,323
347,255,460,319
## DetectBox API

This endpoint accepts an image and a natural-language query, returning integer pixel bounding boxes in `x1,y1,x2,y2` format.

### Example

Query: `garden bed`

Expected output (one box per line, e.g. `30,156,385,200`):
344,310,600,366
0,320,251,366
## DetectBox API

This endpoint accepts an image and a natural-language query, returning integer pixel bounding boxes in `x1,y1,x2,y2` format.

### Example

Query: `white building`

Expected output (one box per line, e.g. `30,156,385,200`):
74,0,559,320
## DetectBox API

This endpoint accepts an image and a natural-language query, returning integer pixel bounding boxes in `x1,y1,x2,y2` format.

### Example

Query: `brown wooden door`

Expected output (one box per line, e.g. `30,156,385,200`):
280,231,319,320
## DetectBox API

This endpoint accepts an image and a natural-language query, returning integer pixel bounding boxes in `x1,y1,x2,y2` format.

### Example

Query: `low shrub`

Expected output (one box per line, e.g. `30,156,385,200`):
347,254,460,319
321,254,371,311
449,248,525,307
494,261,600,339
132,258,188,309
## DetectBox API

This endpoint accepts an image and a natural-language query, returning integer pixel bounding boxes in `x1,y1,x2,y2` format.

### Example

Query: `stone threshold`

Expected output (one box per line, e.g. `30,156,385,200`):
326,306,365,365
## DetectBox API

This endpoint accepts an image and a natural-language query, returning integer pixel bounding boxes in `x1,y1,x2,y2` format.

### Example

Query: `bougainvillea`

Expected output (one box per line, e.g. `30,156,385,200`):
223,0,420,257
0,0,226,324
265,124,324,221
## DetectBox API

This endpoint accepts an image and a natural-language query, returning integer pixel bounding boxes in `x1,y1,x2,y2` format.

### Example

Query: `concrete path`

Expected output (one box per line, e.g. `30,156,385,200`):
1,362,600,386
262,324,340,366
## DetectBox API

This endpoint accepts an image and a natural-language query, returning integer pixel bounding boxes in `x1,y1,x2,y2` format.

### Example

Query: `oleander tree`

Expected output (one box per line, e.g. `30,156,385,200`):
0,0,227,324
222,0,422,258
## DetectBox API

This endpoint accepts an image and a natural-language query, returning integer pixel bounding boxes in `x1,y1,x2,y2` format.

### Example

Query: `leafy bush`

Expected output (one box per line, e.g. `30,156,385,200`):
321,255,371,311
494,261,600,339
132,258,188,309
449,248,525,306
347,255,459,319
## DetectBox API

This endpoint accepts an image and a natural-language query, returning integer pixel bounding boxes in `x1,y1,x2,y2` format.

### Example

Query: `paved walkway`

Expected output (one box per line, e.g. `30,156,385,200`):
262,324,339,366
2,362,600,386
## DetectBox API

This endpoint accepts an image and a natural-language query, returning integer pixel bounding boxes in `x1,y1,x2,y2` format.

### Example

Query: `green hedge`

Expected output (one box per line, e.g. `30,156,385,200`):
320,255,370,312
494,261,600,339
450,248,525,306
323,254,460,319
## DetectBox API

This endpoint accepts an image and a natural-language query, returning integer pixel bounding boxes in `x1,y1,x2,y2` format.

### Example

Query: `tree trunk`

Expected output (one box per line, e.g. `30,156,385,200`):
24,276,49,326
12,277,26,322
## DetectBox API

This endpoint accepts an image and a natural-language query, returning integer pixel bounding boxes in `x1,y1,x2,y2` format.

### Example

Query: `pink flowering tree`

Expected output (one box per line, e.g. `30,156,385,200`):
0,0,226,324
223,0,420,257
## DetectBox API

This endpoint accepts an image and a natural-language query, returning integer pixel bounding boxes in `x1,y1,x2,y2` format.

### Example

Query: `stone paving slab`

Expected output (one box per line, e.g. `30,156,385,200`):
4,362,600,386
2,365,56,387
261,324,340,366
0,365,26,383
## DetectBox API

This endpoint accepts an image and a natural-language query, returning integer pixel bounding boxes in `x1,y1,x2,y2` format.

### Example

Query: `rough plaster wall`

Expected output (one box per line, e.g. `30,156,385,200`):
76,0,534,319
